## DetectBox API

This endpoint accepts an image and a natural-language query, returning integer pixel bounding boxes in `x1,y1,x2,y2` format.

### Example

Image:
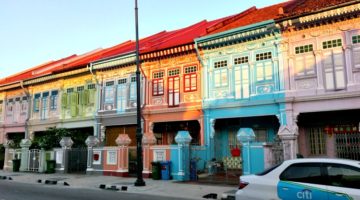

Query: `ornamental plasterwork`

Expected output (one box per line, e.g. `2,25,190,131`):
283,17,360,37
295,78,317,90
152,97,163,105
6,89,24,96
31,80,61,91
213,90,228,98
256,84,274,94
183,93,200,103
63,74,92,88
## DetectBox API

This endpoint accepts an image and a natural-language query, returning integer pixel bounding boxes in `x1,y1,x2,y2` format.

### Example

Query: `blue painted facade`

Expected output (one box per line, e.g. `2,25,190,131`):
196,20,286,174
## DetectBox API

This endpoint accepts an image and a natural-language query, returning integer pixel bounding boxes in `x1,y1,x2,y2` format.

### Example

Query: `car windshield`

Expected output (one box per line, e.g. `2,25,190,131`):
256,162,282,176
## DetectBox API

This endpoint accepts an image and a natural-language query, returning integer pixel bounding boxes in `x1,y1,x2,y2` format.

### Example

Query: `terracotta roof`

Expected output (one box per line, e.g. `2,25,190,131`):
208,2,290,35
282,0,358,18
0,55,77,85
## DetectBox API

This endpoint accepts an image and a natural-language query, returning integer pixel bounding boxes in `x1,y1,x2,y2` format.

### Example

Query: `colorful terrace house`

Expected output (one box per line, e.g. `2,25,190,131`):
277,0,360,160
139,17,253,180
0,48,106,173
87,39,146,176
195,3,289,175
0,59,75,171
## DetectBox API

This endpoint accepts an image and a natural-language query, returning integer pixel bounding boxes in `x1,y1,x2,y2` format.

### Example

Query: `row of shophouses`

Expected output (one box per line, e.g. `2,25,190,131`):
1,0,360,180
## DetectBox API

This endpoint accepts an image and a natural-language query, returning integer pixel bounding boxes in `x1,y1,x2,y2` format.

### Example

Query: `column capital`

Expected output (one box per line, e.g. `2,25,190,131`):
116,134,131,146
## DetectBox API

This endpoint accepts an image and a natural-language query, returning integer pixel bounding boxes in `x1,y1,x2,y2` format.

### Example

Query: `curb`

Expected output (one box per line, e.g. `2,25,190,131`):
0,176,12,180
99,184,128,191
37,179,70,186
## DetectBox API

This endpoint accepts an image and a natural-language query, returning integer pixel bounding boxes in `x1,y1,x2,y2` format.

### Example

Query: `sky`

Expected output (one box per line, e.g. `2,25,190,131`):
0,0,284,79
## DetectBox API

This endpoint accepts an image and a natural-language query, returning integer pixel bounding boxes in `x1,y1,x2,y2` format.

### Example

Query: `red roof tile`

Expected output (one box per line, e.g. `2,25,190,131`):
0,55,77,85
282,0,357,18
208,2,290,34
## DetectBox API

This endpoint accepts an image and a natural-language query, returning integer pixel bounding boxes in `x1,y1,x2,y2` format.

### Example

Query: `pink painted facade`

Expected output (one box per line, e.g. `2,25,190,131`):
278,1,360,160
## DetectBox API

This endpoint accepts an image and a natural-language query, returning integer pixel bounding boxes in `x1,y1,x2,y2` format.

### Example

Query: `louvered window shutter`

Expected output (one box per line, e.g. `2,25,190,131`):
61,93,68,108
70,92,78,117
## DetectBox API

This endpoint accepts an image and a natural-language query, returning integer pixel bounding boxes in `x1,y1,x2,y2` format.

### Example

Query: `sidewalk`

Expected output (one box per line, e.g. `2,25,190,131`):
0,170,236,200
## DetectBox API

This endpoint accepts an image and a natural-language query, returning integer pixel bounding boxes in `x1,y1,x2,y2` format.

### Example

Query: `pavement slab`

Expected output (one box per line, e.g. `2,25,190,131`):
0,170,236,200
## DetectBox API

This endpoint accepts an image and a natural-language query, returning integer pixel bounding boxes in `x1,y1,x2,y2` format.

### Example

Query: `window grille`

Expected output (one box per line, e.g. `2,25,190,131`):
66,88,74,93
168,68,180,76
118,78,127,84
256,52,272,61
234,56,249,65
214,60,227,68
153,71,164,79
295,44,313,54
105,81,114,86
352,35,360,44
184,66,197,74
77,86,84,92
323,39,342,49
309,128,326,155
87,84,96,90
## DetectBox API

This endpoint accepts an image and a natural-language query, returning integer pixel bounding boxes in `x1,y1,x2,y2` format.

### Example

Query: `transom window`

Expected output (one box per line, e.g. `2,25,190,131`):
42,92,49,97
295,44,313,54
256,52,272,61
153,71,164,79
106,81,114,86
87,84,96,90
15,97,21,101
323,39,342,49
353,35,360,44
77,86,84,92
184,66,197,74
66,88,74,93
22,97,27,101
234,56,249,65
214,60,227,68
168,68,180,76
131,76,136,82
118,78,127,84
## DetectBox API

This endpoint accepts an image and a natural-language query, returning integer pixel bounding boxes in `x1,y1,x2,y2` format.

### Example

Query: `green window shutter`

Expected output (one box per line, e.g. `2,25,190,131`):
61,93,67,108
70,92,78,117
89,89,95,104
79,91,85,105
84,89,90,105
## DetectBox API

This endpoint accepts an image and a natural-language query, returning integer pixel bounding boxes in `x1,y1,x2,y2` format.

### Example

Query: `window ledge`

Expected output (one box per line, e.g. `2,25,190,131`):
294,75,317,80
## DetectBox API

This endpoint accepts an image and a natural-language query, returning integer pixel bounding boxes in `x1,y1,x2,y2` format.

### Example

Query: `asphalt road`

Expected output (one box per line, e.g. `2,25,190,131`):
0,181,192,200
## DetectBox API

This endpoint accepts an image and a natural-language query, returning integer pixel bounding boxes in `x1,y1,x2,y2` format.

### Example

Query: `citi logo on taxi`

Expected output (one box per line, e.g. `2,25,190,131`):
297,189,312,199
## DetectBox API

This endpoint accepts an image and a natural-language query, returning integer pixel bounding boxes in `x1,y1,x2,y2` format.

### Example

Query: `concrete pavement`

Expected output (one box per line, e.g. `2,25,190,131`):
0,170,236,200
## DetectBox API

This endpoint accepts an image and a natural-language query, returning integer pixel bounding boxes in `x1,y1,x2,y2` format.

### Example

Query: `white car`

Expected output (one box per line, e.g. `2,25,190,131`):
235,158,360,200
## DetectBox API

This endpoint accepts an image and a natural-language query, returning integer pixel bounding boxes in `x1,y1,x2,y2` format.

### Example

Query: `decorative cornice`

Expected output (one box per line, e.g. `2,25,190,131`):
24,68,88,85
196,20,277,49
92,53,136,70
140,44,195,60
298,3,360,24
279,2,360,30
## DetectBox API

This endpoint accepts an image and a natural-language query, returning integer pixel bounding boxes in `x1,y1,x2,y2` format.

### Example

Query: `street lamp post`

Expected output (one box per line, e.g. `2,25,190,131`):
134,0,146,187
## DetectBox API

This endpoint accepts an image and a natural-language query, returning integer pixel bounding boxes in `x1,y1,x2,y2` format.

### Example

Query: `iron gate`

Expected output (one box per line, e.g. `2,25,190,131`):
336,132,360,160
67,148,88,174
28,149,40,172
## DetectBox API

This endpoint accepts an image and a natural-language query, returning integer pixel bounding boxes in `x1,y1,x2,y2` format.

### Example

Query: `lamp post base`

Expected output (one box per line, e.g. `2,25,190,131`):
134,178,146,186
